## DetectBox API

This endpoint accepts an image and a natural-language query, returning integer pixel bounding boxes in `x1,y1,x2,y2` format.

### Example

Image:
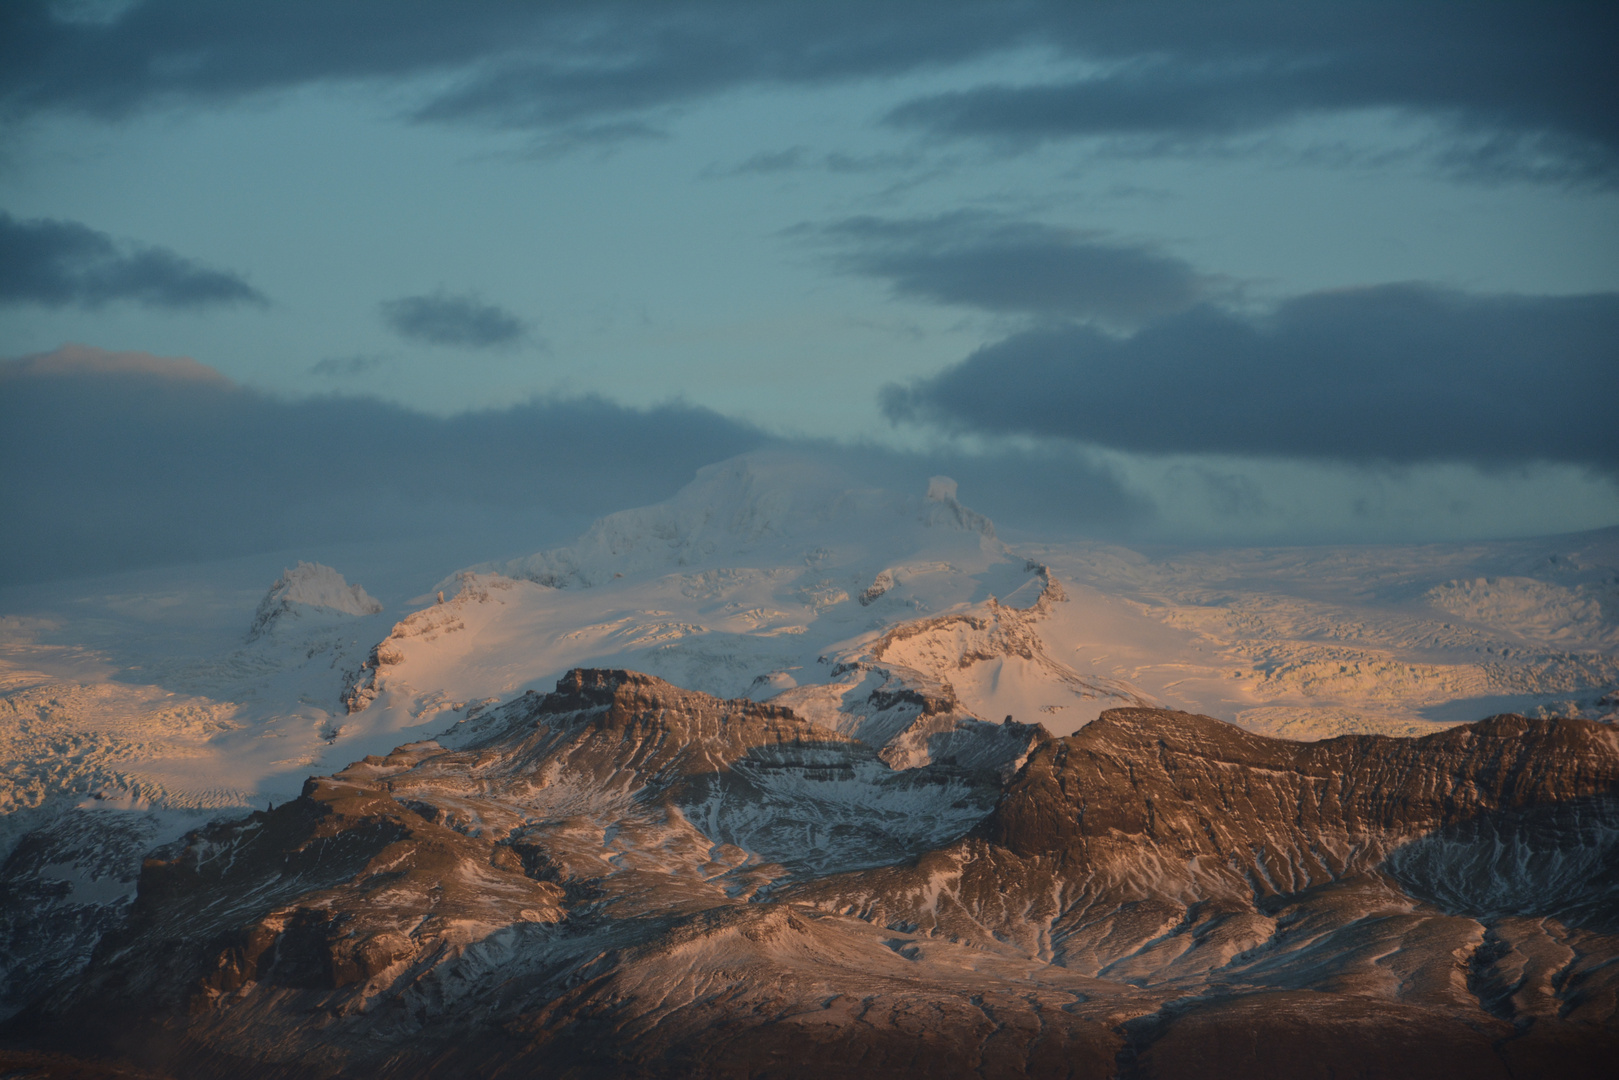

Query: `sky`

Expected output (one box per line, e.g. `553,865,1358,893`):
2,1,1617,584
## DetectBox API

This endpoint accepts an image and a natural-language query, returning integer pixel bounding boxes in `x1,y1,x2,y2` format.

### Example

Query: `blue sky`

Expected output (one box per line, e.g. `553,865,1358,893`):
3,1,1617,580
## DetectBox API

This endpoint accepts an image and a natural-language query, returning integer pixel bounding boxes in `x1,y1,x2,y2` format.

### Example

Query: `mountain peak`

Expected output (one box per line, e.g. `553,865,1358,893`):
247,562,382,639
473,451,1001,590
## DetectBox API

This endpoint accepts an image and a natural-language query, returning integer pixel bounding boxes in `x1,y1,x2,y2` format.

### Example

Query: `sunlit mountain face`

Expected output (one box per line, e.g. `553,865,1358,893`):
2,459,1616,1077
2,2,1616,1076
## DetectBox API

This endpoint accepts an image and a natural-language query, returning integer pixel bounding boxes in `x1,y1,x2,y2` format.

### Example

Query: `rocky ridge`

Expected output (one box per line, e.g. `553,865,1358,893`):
8,669,1616,1079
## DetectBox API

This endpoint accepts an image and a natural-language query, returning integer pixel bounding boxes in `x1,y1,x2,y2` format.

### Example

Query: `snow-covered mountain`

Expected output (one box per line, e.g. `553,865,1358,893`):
1,451,1616,1076
340,452,1144,773
4,451,1613,832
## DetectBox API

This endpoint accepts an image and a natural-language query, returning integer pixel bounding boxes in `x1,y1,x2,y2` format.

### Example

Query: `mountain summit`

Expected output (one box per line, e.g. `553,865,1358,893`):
248,562,383,640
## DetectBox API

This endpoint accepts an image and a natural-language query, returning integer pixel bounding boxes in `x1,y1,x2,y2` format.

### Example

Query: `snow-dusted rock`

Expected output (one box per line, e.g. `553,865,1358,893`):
26,674,1619,1078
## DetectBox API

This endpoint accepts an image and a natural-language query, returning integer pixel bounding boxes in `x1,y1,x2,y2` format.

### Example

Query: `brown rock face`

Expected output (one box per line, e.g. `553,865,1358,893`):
8,673,1619,1079
986,709,1617,908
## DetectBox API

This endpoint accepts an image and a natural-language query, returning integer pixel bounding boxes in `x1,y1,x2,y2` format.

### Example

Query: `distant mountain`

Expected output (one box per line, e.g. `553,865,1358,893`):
12,669,1615,1078
248,562,383,640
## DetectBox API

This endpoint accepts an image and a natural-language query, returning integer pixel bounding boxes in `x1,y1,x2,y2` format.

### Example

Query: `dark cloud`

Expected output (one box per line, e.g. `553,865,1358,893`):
812,214,1210,325
2,2,1611,182
0,209,265,309
0,1,997,128
882,285,1619,470
0,346,766,585
0,345,1145,585
381,292,526,348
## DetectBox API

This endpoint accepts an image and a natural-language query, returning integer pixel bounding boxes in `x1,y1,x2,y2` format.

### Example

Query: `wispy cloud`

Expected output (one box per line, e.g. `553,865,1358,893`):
716,146,923,178
309,353,387,377
0,210,265,309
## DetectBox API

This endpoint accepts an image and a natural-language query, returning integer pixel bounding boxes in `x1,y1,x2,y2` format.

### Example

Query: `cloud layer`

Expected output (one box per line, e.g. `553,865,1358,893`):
381,292,527,348
882,285,1619,470
0,346,763,584
2,1,1611,182
0,210,264,308
887,3,1619,186
883,5,1618,184
0,346,1146,585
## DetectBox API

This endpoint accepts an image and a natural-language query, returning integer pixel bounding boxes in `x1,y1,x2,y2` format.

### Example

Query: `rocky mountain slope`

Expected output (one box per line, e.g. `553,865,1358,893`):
9,668,1615,1078
2,455,1616,1076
